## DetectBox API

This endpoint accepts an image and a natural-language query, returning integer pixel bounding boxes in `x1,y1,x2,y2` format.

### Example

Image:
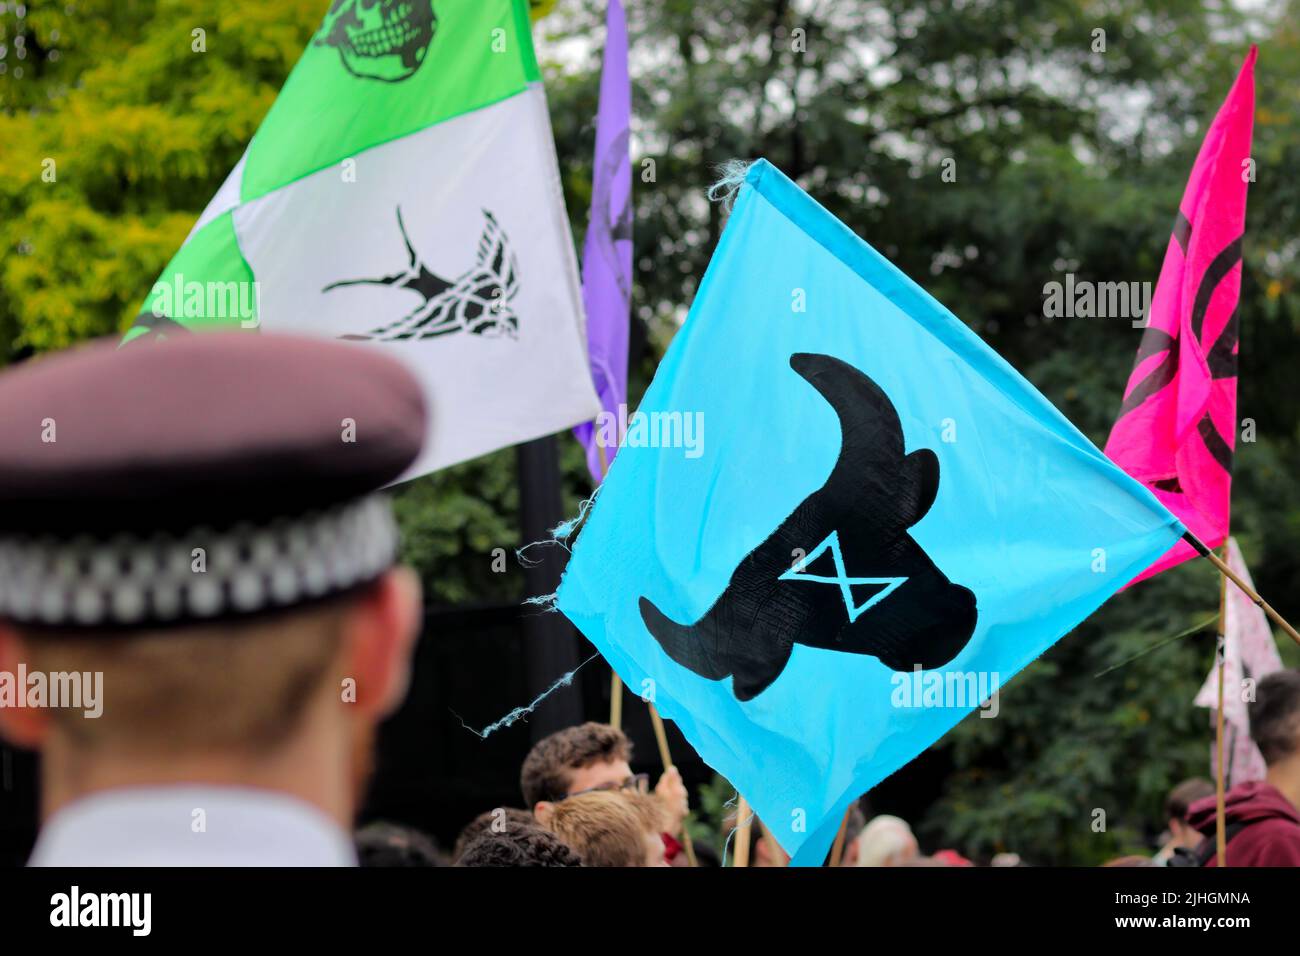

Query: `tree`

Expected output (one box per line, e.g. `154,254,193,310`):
543,0,1300,864
3,0,1298,864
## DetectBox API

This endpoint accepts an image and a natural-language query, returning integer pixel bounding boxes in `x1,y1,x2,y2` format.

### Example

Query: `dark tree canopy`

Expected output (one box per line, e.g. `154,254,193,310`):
2,0,1298,864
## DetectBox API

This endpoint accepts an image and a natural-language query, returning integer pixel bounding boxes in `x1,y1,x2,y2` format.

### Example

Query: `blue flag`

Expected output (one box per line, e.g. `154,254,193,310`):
555,159,1184,865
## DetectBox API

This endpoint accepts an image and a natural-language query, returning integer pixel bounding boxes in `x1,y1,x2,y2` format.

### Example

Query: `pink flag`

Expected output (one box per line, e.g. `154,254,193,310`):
1194,538,1283,786
1105,48,1255,584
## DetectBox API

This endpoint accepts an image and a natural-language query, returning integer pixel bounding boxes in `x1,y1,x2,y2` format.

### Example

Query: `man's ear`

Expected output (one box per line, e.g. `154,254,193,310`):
0,626,52,749
533,801,555,828
340,566,422,720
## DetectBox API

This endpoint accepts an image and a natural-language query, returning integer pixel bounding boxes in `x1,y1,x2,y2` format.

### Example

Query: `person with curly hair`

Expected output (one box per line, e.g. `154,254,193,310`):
455,822,584,867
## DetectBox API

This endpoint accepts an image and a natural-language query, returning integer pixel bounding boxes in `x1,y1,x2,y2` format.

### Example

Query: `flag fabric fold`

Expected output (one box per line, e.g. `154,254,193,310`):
1194,537,1283,786
127,0,599,480
555,159,1185,865
573,0,633,481
1104,49,1256,584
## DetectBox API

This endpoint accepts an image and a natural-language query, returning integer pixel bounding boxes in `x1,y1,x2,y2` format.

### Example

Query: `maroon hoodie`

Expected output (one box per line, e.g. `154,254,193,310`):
1186,781,1300,867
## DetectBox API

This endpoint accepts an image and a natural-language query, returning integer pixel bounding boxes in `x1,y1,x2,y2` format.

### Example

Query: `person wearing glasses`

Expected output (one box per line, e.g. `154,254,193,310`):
520,721,689,859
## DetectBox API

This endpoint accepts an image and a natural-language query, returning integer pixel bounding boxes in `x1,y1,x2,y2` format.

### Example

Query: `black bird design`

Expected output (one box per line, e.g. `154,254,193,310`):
325,206,520,341
638,352,978,701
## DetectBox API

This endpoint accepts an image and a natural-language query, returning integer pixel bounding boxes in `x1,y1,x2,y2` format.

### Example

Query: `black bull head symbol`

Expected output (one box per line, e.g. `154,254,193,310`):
638,353,979,702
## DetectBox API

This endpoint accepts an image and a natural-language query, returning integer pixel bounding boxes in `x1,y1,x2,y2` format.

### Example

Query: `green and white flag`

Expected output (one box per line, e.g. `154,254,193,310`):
128,0,600,477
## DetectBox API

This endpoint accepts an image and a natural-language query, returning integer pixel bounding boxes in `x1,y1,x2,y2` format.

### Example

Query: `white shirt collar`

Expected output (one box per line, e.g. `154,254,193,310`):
28,785,357,867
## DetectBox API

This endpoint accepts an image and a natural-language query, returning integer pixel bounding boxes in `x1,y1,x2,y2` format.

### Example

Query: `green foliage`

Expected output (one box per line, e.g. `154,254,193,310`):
545,0,1300,866
0,1,322,355
687,772,740,863
4,0,1300,864
392,420,597,606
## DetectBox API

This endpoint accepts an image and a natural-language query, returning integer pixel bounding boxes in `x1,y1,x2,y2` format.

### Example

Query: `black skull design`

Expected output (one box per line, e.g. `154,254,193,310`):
314,0,437,83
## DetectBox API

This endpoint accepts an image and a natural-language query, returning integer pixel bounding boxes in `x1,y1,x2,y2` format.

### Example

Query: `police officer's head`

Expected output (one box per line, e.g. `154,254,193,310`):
0,333,426,815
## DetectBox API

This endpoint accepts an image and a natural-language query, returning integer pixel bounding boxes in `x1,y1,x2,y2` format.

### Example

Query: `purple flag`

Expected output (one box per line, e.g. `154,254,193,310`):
573,0,632,481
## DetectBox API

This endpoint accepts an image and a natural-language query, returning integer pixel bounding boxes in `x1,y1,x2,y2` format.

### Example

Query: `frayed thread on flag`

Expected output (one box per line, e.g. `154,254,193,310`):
455,653,600,739
721,803,758,868
460,494,606,738
514,489,604,614
707,159,755,213
516,488,602,569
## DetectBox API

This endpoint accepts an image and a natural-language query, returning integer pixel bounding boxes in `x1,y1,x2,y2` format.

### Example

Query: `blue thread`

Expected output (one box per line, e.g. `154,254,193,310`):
721,804,757,868
515,489,602,569
455,653,601,739
707,160,755,213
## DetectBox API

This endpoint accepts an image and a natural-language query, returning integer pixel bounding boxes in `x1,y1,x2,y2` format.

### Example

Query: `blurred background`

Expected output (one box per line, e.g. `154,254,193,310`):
1,0,1298,865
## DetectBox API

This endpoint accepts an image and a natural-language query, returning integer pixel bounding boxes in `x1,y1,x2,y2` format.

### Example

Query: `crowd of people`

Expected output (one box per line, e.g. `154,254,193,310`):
2,334,1298,868
359,667,1300,867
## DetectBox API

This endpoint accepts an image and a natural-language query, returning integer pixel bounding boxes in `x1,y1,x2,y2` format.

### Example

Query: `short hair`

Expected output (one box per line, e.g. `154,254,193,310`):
546,790,659,867
854,815,916,867
355,822,445,867
520,721,632,807
1249,670,1300,765
455,823,584,867
15,597,351,755
1164,778,1214,822
624,790,667,835
452,807,535,860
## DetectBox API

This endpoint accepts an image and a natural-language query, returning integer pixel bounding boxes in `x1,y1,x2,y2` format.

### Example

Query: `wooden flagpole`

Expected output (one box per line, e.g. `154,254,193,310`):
593,437,696,866
828,807,853,867
597,441,626,730
733,796,753,867
1183,532,1300,646
649,706,698,866
609,672,623,729
1214,545,1228,868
